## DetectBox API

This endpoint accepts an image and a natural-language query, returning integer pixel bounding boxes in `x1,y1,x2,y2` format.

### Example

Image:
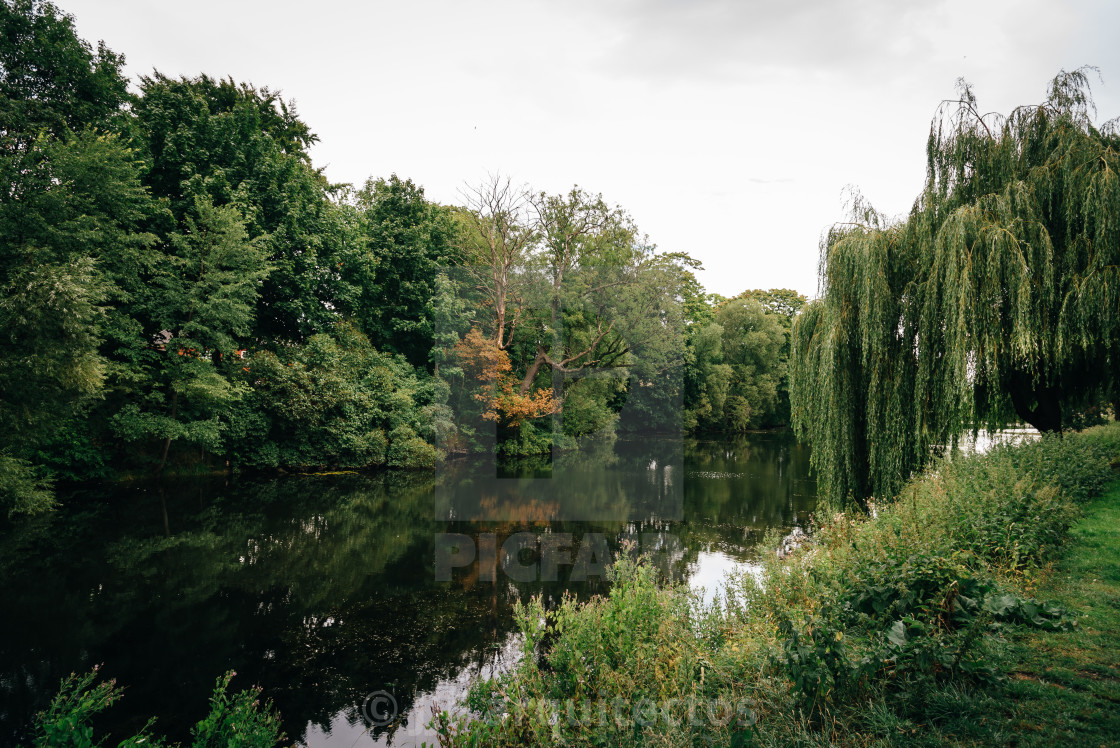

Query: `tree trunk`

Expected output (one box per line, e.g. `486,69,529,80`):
1008,372,1063,433
551,284,563,456
157,389,179,474
520,348,548,394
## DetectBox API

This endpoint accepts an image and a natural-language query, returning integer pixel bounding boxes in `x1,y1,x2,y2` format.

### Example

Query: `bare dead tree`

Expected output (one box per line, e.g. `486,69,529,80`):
457,174,536,350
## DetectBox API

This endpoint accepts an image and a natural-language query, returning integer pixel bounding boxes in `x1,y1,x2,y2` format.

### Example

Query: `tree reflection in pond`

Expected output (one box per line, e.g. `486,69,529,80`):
0,432,813,746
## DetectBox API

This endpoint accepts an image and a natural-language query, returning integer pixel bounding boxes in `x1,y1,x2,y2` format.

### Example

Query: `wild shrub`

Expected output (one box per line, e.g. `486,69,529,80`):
29,668,283,747
434,553,754,747
763,424,1118,724
438,423,1120,745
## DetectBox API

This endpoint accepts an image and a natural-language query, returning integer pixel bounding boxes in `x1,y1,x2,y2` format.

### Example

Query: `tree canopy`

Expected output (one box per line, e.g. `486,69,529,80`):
0,0,867,517
0,0,129,146
0,0,144,512
451,176,697,455
791,69,1120,505
0,0,722,514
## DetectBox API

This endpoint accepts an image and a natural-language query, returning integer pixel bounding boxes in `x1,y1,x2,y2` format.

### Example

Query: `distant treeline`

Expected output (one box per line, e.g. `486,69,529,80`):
0,0,804,516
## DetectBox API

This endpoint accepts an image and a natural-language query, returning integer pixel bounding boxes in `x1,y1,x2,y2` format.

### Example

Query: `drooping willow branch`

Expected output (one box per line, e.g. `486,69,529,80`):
792,68,1120,507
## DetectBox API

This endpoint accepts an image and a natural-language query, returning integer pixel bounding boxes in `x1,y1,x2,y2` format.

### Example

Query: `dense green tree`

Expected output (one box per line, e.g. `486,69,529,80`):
791,70,1120,505
717,298,786,430
347,175,459,368
133,73,355,342
0,0,129,147
683,320,731,431
226,322,440,470
110,197,270,472
737,288,806,425
684,290,801,433
0,135,146,442
736,288,807,323
684,298,786,432
0,1,148,512
607,248,695,434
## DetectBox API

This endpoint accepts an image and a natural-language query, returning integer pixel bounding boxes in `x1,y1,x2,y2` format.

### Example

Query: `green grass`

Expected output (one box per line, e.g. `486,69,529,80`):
832,477,1120,748
967,479,1120,747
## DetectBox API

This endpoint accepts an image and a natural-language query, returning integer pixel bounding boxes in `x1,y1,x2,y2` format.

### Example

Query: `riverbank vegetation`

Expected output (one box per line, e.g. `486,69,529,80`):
433,422,1120,746
0,0,800,518
28,669,283,747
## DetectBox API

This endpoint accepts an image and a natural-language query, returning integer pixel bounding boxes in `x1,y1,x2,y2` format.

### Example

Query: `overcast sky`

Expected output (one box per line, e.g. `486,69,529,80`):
62,0,1120,298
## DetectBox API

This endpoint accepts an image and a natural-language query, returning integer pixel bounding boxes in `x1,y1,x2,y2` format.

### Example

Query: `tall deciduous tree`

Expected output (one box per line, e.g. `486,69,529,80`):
736,288,807,323
133,73,353,342
0,0,144,513
736,288,806,426
717,298,787,430
454,176,695,451
0,0,129,148
348,175,459,368
791,70,1120,505
111,197,270,472
520,187,639,397
684,296,788,432
456,175,538,352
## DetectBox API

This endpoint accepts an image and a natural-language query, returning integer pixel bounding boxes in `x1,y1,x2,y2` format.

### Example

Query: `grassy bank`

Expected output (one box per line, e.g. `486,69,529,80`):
433,423,1120,747
972,479,1120,746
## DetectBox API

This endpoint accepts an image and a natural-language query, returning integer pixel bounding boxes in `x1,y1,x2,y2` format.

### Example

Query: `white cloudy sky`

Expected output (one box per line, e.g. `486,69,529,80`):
63,0,1120,298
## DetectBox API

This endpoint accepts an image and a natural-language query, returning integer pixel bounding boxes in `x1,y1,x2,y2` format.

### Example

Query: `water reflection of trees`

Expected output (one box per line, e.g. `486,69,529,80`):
683,433,816,554
0,433,815,745
0,474,531,744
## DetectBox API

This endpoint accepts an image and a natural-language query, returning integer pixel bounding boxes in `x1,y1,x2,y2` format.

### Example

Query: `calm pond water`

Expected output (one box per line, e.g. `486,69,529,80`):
0,432,814,747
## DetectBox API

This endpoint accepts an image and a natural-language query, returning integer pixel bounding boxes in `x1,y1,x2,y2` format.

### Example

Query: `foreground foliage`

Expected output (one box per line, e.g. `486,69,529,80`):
433,422,1120,746
977,479,1120,745
28,669,283,747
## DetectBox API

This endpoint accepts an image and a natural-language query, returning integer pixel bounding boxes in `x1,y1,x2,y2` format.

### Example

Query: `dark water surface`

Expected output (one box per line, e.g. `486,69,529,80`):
0,432,814,746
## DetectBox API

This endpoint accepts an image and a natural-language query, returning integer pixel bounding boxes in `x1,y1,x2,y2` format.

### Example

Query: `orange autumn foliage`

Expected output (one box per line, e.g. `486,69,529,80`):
454,327,554,426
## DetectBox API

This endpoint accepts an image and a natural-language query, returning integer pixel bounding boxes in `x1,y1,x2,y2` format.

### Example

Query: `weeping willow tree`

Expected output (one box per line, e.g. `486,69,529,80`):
791,69,1120,506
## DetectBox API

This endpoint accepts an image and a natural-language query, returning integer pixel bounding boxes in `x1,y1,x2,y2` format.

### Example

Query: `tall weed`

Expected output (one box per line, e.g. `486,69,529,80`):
437,422,1120,745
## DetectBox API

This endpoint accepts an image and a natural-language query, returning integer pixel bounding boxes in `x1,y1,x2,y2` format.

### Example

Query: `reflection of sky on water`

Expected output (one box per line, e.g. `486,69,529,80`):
284,428,1041,747
306,550,767,747
689,550,765,608
301,634,523,747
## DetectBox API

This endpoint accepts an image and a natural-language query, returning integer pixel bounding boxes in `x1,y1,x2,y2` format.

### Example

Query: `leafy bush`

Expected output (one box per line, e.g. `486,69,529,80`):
191,672,284,748
0,453,55,517
438,422,1120,746
494,419,554,459
387,425,440,469
433,552,752,747
29,668,283,748
227,322,438,471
